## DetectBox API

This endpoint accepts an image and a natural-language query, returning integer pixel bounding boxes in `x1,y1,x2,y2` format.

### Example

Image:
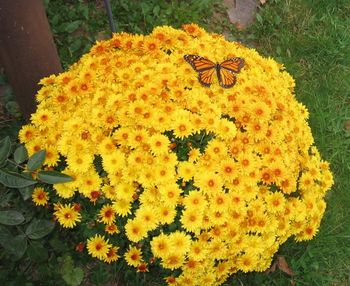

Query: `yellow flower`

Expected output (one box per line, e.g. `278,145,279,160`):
188,240,207,261
101,150,125,173
30,108,55,130
142,37,161,55
161,252,185,270
187,148,201,162
148,134,170,155
159,183,183,207
98,204,115,225
103,246,120,264
151,233,172,259
237,252,259,273
76,169,102,197
53,183,76,199
115,182,135,201
207,239,228,260
43,145,60,167
218,159,237,182
172,110,194,139
125,218,148,242
66,152,94,174
112,199,132,217
105,223,119,235
183,190,207,211
54,203,81,228
265,192,286,214
157,205,176,225
177,161,196,181
101,184,118,200
124,246,143,267
87,234,111,260
135,206,158,231
194,171,223,195
209,190,229,212
18,124,38,144
32,187,49,206
168,231,192,255
180,209,203,234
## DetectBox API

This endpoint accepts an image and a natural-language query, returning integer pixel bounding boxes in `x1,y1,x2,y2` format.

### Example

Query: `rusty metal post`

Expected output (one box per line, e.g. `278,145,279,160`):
0,0,62,121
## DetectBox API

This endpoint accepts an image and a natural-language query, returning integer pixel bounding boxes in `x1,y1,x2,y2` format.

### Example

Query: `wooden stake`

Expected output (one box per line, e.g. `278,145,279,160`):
0,0,62,121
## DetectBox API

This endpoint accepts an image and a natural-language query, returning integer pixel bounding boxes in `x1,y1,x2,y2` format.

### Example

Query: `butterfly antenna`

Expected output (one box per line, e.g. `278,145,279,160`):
103,0,117,33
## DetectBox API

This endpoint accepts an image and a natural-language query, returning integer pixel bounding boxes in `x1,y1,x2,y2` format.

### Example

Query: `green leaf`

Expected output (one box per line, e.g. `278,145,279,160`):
18,185,34,201
0,136,11,165
69,38,82,54
27,150,46,171
167,222,178,232
38,170,74,184
14,145,28,164
256,13,263,24
0,225,13,246
51,14,60,26
0,210,25,225
62,267,84,286
27,241,48,262
59,254,74,274
3,234,27,260
49,236,67,252
81,5,89,20
64,20,82,33
22,206,35,223
0,169,36,188
25,219,55,239
153,5,160,16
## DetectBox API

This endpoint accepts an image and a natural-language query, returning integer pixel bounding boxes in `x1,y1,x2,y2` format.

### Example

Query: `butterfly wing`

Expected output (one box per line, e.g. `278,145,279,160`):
184,55,244,88
198,68,216,87
184,55,216,72
220,58,245,73
184,55,217,87
217,68,237,88
218,58,244,88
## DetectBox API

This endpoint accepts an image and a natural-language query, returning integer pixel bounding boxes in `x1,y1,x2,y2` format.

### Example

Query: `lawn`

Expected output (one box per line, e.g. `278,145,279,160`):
0,0,349,285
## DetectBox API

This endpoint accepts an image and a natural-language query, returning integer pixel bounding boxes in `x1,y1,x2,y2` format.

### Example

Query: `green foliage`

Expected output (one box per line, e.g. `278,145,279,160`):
27,150,46,172
45,0,220,68
37,170,74,184
25,219,55,240
58,255,85,286
14,145,28,164
0,80,22,121
0,136,73,188
0,135,75,284
0,136,11,165
0,210,25,225
0,169,36,188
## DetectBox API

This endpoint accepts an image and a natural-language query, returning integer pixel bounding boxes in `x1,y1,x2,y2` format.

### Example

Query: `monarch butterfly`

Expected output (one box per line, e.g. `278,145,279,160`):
184,55,244,88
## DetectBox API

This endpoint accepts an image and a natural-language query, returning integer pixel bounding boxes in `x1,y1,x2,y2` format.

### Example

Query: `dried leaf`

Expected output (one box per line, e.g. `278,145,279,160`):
265,259,278,274
260,0,268,4
277,256,295,276
344,120,350,131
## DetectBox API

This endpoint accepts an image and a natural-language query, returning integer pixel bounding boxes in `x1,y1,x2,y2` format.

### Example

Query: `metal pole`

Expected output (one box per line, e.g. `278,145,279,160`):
103,0,116,33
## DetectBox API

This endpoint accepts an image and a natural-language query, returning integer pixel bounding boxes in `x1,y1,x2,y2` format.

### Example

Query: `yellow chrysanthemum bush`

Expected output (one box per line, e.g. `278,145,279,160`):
20,24,334,285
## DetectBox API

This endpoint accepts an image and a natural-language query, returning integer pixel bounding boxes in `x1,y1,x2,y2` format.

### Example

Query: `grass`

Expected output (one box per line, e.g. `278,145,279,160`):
230,0,350,285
